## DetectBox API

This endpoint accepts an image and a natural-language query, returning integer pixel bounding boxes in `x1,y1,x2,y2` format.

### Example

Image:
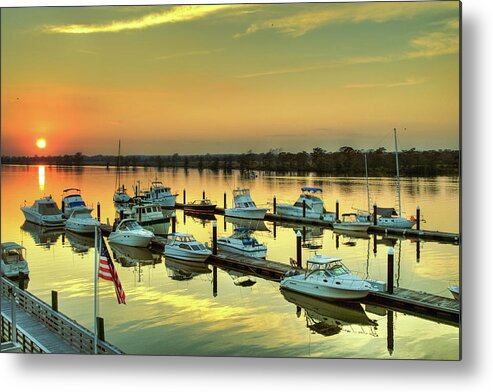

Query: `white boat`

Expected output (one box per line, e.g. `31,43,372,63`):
108,219,154,247
117,203,169,236
164,233,211,262
61,188,89,218
217,227,267,259
66,207,100,234
21,196,66,227
333,213,371,232
276,187,336,222
448,285,460,300
224,188,268,220
113,140,131,203
1,242,29,278
280,255,372,300
140,181,176,208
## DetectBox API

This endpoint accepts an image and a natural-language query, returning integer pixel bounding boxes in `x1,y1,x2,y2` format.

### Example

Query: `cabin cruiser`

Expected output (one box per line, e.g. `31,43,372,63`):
276,187,336,222
333,213,371,232
108,219,154,248
224,188,269,220
21,196,66,227
280,255,372,300
164,233,211,262
184,199,217,214
61,188,89,218
66,208,100,234
117,203,169,236
140,181,176,208
217,228,267,259
1,242,29,278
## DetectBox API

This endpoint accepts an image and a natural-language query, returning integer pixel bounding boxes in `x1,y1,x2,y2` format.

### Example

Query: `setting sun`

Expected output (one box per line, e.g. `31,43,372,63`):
36,138,47,149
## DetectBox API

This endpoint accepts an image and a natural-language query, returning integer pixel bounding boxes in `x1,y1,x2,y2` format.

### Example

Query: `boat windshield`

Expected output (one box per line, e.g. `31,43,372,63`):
121,221,140,231
38,203,62,215
325,262,350,276
2,249,25,263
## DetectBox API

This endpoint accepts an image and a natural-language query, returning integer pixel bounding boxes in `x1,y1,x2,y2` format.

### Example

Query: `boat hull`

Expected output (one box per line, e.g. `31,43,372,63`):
377,217,416,229
66,219,100,234
224,208,268,220
21,208,65,227
184,205,217,214
332,223,370,232
217,242,267,259
276,205,322,220
108,232,152,248
164,246,211,262
280,279,369,300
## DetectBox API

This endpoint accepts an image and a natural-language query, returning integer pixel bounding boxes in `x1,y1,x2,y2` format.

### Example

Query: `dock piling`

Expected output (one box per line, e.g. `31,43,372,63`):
387,310,394,356
97,202,101,222
61,200,65,214
302,200,306,218
202,190,206,200
212,222,218,255
336,234,339,249
171,211,177,233
416,205,421,230
18,272,25,291
387,247,394,294
183,189,186,205
51,290,58,312
296,231,302,268
273,195,277,215
416,240,421,263
212,266,217,297
373,203,378,226
273,222,277,239
223,192,227,209
336,200,339,221
97,317,105,342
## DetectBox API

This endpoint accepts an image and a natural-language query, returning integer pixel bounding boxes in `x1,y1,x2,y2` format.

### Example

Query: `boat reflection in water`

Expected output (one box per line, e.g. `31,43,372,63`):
20,221,65,249
278,222,324,250
65,231,94,254
184,211,217,227
165,256,211,281
110,243,162,268
281,289,377,337
222,268,257,287
225,216,270,232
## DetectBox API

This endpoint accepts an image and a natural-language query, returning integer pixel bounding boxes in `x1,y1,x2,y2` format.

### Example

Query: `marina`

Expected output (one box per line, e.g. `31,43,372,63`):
1,165,459,358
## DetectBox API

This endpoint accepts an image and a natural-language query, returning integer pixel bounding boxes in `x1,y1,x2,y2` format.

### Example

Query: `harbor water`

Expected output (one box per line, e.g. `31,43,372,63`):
1,165,460,359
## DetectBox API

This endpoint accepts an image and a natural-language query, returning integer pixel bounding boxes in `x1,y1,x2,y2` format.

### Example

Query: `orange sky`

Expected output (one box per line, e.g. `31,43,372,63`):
1,1,460,155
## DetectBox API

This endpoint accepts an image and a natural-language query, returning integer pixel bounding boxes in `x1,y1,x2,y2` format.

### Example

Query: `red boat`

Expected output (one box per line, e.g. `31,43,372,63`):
183,199,217,214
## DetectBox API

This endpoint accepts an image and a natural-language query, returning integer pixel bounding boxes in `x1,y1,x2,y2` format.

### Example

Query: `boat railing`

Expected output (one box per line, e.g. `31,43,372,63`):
0,277,123,354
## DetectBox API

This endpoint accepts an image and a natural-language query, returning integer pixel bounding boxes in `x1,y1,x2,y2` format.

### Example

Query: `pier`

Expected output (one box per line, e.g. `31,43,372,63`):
0,277,123,354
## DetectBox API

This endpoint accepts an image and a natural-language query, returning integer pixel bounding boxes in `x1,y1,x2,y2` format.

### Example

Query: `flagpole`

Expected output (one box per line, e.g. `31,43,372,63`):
93,224,99,354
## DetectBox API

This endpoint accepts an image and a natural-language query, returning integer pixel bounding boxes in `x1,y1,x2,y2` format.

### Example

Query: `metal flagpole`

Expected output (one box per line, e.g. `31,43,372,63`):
93,224,99,354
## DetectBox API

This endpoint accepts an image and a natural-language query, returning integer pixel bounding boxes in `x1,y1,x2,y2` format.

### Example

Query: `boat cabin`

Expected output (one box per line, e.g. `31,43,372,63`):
116,219,143,232
168,233,207,251
34,197,63,215
62,188,86,209
232,188,257,208
305,256,352,277
1,242,27,263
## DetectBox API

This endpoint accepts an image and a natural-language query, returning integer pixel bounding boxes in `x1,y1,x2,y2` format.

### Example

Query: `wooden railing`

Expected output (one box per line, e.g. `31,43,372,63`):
1,277,123,354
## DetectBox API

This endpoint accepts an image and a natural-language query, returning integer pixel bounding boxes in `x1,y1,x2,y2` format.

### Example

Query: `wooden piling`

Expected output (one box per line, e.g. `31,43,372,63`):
273,222,277,239
183,189,186,205
336,234,339,249
335,200,339,221
212,266,217,297
212,222,218,255
223,192,227,209
416,240,421,263
387,310,394,356
18,272,25,291
97,202,101,222
171,212,177,233
273,195,277,215
373,203,378,226
51,290,58,312
296,230,302,268
97,317,105,342
61,200,65,214
416,205,421,230
202,190,206,199
373,234,377,255
387,247,394,294
302,199,306,218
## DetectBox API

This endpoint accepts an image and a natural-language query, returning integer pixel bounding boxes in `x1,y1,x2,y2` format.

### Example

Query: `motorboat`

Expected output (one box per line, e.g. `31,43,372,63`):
1,242,29,278
217,227,267,259
108,219,155,247
280,289,377,337
333,213,371,232
448,285,460,300
140,181,176,208
224,188,268,220
61,188,89,218
113,140,131,203
21,196,66,227
276,187,336,222
280,255,372,300
184,199,217,214
66,207,100,234
117,203,169,236
164,233,211,262
20,221,64,248
165,257,211,281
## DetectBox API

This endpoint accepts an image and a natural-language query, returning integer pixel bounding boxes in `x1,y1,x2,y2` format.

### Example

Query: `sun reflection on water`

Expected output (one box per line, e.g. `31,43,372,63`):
38,165,45,191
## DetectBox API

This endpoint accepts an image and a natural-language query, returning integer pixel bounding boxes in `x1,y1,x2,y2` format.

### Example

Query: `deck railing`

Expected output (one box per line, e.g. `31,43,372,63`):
0,277,123,354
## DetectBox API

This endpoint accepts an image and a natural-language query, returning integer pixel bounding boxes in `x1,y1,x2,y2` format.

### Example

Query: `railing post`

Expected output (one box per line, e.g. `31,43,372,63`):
212,222,218,255
97,317,105,342
387,247,394,294
51,290,58,312
296,231,302,268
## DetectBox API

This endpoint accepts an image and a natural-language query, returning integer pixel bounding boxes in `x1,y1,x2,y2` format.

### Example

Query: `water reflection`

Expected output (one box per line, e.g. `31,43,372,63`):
20,221,63,249
225,216,270,232
165,257,211,281
38,165,45,191
65,231,94,254
281,289,378,337
110,243,162,267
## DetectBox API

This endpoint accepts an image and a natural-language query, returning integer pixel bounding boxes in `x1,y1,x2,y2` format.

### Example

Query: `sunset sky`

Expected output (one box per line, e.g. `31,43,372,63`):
1,1,460,156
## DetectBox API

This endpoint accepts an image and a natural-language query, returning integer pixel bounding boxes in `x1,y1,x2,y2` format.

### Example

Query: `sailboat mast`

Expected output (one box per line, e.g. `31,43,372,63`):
117,140,121,189
394,128,402,217
364,153,370,214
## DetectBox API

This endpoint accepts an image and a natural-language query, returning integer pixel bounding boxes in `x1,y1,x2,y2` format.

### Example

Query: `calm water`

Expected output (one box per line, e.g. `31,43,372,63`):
1,165,460,359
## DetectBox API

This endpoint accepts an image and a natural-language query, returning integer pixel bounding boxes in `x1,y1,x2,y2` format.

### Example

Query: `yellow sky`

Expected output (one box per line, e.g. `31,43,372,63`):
1,1,460,155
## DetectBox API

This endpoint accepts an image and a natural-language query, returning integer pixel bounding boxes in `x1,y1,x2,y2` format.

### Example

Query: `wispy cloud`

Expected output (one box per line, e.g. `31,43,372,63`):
45,5,236,34
344,78,425,89
235,2,458,38
156,48,223,61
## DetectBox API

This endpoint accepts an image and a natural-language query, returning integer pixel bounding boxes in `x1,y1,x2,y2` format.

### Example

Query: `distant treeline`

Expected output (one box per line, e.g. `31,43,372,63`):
2,147,460,176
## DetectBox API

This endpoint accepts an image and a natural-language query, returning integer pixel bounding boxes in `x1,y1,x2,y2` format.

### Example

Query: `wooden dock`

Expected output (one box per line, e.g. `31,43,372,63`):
0,277,123,354
174,203,460,244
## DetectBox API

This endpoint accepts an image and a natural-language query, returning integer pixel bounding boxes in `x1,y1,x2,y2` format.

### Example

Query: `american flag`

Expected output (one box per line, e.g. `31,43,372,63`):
98,237,126,304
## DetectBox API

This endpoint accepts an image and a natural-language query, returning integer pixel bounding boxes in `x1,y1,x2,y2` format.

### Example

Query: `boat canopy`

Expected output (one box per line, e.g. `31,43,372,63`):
307,255,342,264
376,207,398,218
302,187,323,193
63,188,81,193
1,242,25,252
